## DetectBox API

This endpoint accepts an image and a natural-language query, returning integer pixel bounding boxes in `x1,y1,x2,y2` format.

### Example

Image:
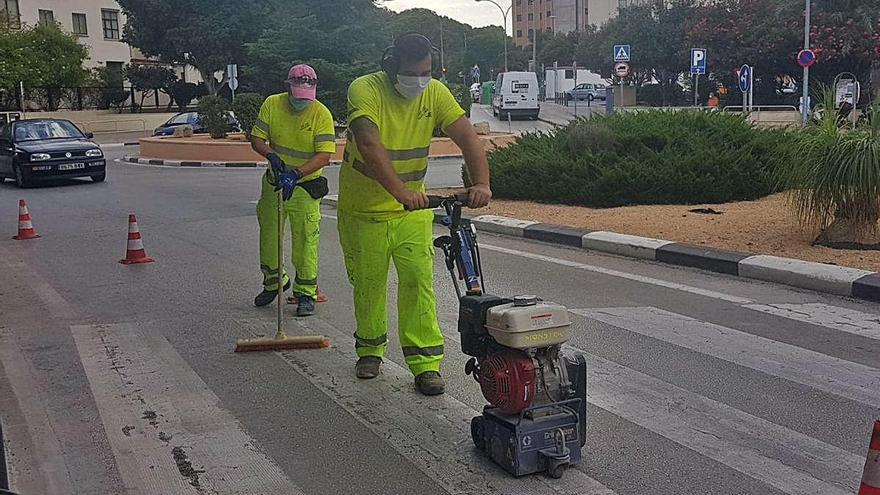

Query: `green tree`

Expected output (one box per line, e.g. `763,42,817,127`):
118,0,271,95
0,23,88,89
123,64,177,110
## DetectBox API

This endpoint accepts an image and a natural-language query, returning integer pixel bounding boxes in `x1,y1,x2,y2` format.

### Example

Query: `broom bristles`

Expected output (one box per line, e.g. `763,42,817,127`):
234,336,331,353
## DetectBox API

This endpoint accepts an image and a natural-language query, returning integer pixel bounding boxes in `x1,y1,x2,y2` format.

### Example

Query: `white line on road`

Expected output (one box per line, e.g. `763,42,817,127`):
71,323,303,495
239,316,618,495
574,347,863,495
572,307,880,408
745,303,880,342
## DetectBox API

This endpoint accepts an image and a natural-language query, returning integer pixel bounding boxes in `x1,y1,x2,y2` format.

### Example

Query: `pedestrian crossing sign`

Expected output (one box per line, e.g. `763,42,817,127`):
613,45,631,62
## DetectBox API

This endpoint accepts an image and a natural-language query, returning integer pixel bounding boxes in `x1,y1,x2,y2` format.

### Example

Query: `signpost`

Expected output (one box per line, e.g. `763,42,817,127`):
613,45,630,109
691,48,707,106
738,64,752,112
227,64,239,101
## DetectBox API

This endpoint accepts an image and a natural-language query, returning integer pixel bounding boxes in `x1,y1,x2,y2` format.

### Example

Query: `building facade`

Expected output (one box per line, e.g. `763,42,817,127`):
512,0,658,47
7,0,133,69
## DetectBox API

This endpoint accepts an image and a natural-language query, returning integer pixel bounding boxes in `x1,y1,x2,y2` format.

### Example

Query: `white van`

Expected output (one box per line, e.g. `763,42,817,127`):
492,71,540,120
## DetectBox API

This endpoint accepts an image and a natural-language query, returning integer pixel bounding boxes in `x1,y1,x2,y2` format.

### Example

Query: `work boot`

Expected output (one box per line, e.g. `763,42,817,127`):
356,356,382,379
415,371,446,396
296,295,316,317
253,280,291,307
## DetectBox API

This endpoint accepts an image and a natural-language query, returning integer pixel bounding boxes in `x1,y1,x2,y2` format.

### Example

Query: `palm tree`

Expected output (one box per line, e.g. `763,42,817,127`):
777,86,880,249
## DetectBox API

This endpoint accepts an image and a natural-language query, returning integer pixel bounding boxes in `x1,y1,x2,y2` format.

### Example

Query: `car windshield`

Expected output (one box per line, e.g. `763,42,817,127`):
14,121,84,142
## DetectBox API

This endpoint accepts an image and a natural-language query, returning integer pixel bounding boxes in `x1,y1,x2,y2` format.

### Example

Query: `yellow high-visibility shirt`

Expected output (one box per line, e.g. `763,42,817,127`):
339,72,465,218
251,94,337,181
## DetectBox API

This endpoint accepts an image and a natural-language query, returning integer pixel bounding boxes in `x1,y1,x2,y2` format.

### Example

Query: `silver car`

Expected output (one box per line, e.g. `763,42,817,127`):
568,83,607,101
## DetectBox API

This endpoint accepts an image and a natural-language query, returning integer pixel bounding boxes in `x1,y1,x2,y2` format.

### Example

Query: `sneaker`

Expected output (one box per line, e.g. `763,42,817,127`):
356,356,382,379
254,280,291,307
415,371,445,396
296,295,316,317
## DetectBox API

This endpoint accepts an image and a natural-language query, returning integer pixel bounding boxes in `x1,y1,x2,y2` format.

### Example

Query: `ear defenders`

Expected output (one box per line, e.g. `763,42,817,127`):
381,33,442,77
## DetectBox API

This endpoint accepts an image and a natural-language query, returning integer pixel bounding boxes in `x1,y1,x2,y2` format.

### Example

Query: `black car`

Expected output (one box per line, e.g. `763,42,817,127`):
153,111,241,136
0,119,106,188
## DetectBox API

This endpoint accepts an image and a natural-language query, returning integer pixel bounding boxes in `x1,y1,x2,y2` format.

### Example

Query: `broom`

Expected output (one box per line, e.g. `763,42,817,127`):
235,186,330,352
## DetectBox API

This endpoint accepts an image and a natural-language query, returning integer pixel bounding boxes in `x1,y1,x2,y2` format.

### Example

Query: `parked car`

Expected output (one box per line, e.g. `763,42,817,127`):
567,83,607,101
153,111,241,136
0,119,105,188
492,71,540,120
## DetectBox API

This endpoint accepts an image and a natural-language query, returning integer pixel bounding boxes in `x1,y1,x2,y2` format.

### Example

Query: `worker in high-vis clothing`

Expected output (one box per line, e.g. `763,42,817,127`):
339,33,491,395
251,64,336,317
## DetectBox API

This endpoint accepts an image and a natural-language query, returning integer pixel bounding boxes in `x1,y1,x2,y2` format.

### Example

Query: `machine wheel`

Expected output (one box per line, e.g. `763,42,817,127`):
547,462,567,479
470,416,485,451
91,172,106,183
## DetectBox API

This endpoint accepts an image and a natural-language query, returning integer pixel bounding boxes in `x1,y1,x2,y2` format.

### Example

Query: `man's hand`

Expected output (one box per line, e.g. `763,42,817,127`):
394,188,430,211
267,153,286,181
274,170,302,201
467,183,492,209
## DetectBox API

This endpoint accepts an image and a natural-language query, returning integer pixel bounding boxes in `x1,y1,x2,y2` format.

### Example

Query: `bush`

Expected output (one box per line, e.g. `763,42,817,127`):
449,84,472,118
232,93,264,138
486,110,794,208
170,81,204,112
636,84,688,107
197,96,232,139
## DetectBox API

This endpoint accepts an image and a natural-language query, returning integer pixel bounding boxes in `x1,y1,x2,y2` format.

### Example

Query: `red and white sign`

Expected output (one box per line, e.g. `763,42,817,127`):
614,62,630,78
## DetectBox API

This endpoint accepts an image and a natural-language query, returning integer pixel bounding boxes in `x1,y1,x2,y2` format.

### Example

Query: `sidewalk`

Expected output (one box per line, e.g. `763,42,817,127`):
92,130,147,147
538,101,604,125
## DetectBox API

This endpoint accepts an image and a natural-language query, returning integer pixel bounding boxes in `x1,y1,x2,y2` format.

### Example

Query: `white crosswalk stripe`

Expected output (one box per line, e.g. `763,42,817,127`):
744,302,880,341
572,307,880,408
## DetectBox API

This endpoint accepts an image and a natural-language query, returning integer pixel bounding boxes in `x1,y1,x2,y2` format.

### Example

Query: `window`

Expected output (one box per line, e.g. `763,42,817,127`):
528,13,533,20
528,28,534,39
105,61,124,84
547,10,552,17
546,26,552,31
37,9,53,26
515,0,521,4
516,14,522,21
516,29,523,38
565,69,574,79
72,13,87,36
0,0,20,29
102,9,119,39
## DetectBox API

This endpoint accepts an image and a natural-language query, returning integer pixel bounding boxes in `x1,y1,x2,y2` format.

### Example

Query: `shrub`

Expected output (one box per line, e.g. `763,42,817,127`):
197,95,232,139
170,81,203,112
486,110,793,207
449,83,472,118
232,93,264,138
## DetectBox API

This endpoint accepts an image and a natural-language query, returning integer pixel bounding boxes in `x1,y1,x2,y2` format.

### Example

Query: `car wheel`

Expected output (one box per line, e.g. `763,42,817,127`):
14,164,29,188
91,172,106,183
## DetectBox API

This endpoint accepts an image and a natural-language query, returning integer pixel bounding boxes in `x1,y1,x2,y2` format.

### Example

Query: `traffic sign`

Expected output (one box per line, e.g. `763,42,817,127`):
614,62,630,78
690,48,707,75
797,49,817,68
227,64,239,92
738,64,752,93
613,45,631,62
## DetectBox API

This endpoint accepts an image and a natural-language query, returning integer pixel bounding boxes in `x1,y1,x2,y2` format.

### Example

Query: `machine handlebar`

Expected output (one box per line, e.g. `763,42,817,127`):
427,193,470,209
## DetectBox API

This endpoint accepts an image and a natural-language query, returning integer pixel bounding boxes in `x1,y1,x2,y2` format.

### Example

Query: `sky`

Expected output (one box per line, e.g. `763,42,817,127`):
380,0,508,31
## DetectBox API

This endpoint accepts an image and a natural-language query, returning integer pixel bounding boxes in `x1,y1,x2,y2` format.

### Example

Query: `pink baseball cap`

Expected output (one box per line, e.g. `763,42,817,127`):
286,64,318,100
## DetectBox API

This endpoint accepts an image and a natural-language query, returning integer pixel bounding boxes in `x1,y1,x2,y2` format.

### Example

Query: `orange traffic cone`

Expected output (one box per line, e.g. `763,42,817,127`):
120,214,154,264
13,199,40,240
288,287,328,305
860,420,880,495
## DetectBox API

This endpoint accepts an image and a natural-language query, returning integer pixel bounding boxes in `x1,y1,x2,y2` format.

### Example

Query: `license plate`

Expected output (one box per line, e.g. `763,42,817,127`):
58,162,85,171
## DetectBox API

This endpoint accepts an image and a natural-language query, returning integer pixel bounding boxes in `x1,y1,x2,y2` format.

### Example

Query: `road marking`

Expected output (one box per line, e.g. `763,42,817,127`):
480,244,754,305
238,317,618,495
574,347,863,495
572,307,880,408
745,303,880,341
71,323,302,494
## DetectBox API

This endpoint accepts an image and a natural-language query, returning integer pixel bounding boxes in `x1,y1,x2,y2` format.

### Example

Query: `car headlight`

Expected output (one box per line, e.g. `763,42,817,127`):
86,149,103,158
30,153,51,162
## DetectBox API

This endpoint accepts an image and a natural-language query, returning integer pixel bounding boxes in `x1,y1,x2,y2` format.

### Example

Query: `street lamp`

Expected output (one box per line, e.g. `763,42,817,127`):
475,0,510,72
801,0,811,126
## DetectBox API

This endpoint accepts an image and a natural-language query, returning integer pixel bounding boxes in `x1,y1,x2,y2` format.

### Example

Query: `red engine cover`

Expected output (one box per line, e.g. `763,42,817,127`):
478,350,536,414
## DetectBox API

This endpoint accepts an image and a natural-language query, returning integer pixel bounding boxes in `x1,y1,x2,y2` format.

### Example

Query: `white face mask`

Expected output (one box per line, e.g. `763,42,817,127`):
395,75,431,99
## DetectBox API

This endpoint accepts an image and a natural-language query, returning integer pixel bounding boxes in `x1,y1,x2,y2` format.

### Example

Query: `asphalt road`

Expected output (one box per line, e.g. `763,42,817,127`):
0,147,878,495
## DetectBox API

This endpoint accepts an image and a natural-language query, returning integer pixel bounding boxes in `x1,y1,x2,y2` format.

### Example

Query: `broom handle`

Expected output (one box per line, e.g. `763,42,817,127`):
276,188,285,340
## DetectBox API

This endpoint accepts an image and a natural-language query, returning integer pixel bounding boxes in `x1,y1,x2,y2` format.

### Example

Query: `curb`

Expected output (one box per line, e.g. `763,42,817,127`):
123,156,265,168
320,194,880,303
100,142,140,149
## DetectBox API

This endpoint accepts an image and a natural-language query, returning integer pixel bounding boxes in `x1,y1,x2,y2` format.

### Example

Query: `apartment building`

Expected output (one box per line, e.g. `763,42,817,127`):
512,0,660,46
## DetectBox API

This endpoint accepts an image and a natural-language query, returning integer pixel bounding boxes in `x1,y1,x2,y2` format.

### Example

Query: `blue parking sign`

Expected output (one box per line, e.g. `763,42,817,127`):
690,48,707,75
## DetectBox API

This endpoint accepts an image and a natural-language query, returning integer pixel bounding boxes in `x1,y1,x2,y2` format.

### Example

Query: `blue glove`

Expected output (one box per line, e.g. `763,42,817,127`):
274,169,302,201
267,153,286,182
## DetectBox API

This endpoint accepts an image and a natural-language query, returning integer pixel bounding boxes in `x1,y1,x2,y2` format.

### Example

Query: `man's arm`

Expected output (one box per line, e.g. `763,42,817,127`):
350,117,428,210
251,136,329,178
444,116,492,208
250,135,273,158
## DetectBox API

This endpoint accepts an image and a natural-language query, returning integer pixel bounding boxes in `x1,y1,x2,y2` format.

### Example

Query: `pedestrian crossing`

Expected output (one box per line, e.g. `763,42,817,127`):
60,294,880,494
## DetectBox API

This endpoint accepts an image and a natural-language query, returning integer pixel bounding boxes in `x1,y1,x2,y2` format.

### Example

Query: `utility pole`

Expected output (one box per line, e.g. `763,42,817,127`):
801,0,811,125
530,0,536,72
440,18,447,83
